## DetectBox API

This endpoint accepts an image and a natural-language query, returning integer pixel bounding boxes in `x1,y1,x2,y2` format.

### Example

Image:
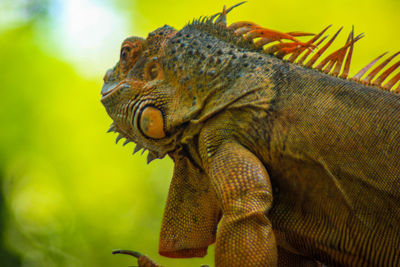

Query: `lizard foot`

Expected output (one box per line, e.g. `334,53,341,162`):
112,249,162,267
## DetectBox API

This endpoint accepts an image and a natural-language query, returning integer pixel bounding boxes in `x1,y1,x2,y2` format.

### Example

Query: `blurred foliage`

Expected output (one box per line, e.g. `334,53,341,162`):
0,0,399,266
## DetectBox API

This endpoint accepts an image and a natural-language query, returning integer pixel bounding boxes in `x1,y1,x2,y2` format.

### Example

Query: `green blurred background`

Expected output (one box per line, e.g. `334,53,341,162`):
0,0,398,266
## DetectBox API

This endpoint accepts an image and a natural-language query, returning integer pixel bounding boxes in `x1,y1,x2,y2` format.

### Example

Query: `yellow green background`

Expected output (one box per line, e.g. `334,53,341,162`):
0,0,399,266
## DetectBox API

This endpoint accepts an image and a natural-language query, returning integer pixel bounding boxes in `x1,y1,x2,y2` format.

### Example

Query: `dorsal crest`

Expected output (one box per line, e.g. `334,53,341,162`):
196,2,400,94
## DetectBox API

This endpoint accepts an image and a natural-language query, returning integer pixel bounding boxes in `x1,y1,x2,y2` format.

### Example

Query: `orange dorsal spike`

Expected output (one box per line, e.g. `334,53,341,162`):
306,25,332,44
383,72,400,91
246,28,303,44
236,25,261,35
331,50,348,76
254,37,277,47
287,50,303,63
316,31,363,75
333,28,354,76
315,36,350,71
263,42,301,55
376,61,400,88
305,27,343,68
323,60,337,74
227,17,398,93
340,27,355,79
363,52,400,84
214,1,246,25
297,36,328,65
394,80,400,93
228,21,259,30
276,43,312,58
352,52,388,81
228,21,260,35
286,31,315,37
289,25,331,63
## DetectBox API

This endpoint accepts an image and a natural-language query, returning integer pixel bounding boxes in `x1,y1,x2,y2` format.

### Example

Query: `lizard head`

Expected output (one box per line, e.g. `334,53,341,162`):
101,3,263,163
101,25,189,163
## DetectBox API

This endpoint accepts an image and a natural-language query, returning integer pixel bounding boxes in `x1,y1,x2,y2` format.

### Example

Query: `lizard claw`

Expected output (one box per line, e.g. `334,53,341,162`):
112,249,162,267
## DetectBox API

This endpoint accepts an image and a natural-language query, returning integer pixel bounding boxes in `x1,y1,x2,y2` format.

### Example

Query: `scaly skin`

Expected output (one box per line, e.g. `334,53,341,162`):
101,9,400,267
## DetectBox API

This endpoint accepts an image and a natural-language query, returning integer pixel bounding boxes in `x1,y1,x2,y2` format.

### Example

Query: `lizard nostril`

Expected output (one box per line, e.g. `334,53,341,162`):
103,69,113,82
101,81,121,96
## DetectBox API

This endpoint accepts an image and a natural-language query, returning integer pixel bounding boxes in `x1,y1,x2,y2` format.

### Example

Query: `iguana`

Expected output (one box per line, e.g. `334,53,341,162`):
101,2,400,266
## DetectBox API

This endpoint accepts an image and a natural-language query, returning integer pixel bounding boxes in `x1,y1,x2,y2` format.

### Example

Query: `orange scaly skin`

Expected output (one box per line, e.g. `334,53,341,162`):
101,4,400,267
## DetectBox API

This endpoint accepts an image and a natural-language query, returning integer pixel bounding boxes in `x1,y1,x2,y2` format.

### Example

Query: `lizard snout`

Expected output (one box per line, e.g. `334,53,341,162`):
101,68,118,96
101,81,119,96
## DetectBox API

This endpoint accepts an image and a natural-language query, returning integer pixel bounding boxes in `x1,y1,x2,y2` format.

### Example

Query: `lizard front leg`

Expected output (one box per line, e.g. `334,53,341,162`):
113,149,220,267
201,141,277,266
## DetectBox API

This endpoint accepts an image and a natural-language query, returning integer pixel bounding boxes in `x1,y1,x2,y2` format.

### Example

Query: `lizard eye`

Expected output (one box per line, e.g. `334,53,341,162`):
144,61,163,81
120,46,131,63
139,106,166,139
119,38,144,73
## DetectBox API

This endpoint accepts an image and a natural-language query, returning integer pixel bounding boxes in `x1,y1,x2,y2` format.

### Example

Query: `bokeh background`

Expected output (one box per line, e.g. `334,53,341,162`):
0,0,399,266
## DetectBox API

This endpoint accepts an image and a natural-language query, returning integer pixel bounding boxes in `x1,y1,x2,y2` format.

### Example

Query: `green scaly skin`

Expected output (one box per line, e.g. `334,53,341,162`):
101,14,400,267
